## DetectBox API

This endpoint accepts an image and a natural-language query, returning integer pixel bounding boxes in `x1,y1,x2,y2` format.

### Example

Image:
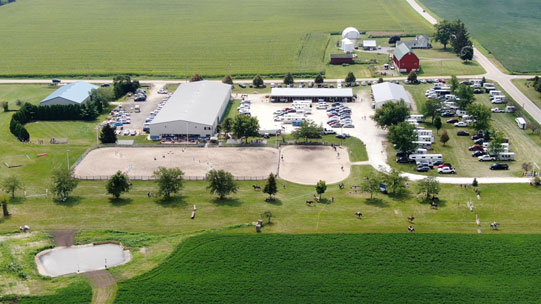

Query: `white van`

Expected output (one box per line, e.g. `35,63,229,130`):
134,105,140,113
408,153,443,162
516,117,527,129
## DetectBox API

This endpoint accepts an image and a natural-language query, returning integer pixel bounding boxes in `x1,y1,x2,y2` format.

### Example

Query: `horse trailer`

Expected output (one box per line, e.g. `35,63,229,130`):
412,141,433,150
516,117,527,129
408,153,443,162
497,152,515,161
407,115,424,123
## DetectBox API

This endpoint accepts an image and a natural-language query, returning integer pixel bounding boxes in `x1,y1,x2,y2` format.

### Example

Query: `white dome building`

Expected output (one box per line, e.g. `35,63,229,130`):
342,27,361,40
341,38,354,53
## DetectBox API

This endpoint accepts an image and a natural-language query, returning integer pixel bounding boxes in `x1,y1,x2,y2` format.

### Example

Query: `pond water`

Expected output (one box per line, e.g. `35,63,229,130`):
36,243,131,277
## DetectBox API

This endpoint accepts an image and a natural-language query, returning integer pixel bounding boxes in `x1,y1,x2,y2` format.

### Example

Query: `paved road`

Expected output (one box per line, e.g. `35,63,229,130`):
406,0,541,124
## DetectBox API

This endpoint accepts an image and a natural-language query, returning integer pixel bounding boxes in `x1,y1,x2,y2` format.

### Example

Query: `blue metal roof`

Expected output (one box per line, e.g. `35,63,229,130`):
40,81,99,105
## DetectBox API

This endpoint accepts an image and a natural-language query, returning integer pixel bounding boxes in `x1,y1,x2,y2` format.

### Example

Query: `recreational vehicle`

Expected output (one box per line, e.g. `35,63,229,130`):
515,117,527,129
408,115,424,123
408,153,443,162
412,141,433,150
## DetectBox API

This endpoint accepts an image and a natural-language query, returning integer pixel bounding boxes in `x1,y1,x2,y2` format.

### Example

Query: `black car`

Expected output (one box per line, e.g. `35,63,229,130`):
433,160,443,166
447,118,459,124
441,112,454,117
490,163,509,170
473,89,484,94
336,134,347,139
457,130,470,136
471,134,483,140
472,150,486,157
239,83,247,88
101,83,110,87
416,166,430,172
396,151,406,157
473,138,485,145
396,157,409,163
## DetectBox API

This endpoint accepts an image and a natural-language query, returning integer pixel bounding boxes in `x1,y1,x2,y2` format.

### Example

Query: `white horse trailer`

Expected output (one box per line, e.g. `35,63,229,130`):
408,115,424,123
497,152,515,161
412,141,433,150
516,117,527,129
408,153,443,163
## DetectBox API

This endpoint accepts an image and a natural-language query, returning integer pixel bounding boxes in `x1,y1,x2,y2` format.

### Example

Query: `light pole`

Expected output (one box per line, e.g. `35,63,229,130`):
66,150,70,169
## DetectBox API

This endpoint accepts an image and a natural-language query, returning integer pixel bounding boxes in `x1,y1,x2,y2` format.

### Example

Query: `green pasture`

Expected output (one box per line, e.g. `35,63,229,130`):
512,79,541,109
115,233,541,303
419,0,541,73
0,0,432,78
392,83,541,177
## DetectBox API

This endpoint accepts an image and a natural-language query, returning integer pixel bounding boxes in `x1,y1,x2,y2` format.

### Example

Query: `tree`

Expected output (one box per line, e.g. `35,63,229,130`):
451,20,472,54
388,121,417,154
1,196,9,217
315,180,327,200
378,77,384,83
253,75,264,88
466,103,491,132
388,35,401,44
261,211,273,224
362,173,381,199
283,72,294,85
383,169,408,195
222,75,233,85
417,176,440,199
291,120,322,142
99,124,117,144
450,75,459,94
460,45,474,61
434,116,442,134
407,70,417,83
221,117,233,136
153,167,184,199
50,168,79,200
232,115,260,143
456,84,475,109
488,132,505,156
372,100,410,128
190,73,204,82
90,87,114,112
206,169,238,199
440,129,450,146
433,20,453,49
1,101,8,112
314,74,324,84
1,176,23,198
106,171,131,199
263,173,278,199
113,75,140,99
421,98,441,124
345,72,356,84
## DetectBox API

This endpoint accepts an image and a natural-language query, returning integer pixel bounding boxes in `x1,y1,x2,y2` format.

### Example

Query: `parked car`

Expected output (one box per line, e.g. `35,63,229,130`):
469,145,484,151
491,107,505,113
157,89,168,94
454,121,468,127
438,163,452,168
396,157,409,163
457,130,470,136
336,134,347,139
447,118,459,124
471,134,483,140
472,150,486,157
473,138,486,145
123,129,130,136
438,167,456,174
343,124,355,128
441,112,454,117
239,83,246,88
322,129,336,135
490,163,509,170
101,83,110,87
478,155,496,161
416,166,430,172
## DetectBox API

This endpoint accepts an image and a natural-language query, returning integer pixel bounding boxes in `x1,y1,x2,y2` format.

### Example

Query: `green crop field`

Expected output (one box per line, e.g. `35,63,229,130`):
419,0,541,74
0,0,432,78
115,233,541,303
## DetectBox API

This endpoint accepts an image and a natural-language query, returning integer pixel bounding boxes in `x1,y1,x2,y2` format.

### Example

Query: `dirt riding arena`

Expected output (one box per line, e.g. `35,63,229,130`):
279,145,350,185
74,147,279,180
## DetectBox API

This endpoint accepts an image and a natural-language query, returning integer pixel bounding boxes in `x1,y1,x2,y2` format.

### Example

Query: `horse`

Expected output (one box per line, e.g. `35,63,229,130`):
355,211,362,218
490,222,499,230
19,225,30,232
430,201,438,209
408,225,415,232
252,185,261,191
306,200,313,206
408,216,415,223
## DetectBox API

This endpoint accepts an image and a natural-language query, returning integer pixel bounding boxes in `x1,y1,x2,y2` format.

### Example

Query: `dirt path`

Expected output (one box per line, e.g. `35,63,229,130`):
49,230,76,247
85,270,117,304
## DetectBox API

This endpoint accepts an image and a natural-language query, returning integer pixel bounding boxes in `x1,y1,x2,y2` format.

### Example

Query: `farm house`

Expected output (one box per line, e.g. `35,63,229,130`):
40,81,98,106
341,38,355,53
149,81,232,139
270,88,354,103
396,34,432,49
342,27,361,40
392,44,420,72
371,82,412,109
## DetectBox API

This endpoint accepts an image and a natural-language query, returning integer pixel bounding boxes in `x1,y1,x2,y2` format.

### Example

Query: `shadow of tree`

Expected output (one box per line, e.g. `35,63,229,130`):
8,197,25,204
364,197,389,208
210,197,243,207
388,189,411,202
264,197,282,205
109,197,133,206
155,195,187,208
53,196,82,207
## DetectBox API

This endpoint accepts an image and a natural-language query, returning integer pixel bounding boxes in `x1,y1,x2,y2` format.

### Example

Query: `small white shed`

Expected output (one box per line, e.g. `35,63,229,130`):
342,38,354,53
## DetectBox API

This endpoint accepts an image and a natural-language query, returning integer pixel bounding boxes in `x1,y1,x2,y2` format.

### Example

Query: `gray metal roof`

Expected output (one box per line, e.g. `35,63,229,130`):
393,43,413,61
331,54,353,59
371,82,412,105
150,81,231,126
271,88,353,98
40,81,98,104
363,40,377,47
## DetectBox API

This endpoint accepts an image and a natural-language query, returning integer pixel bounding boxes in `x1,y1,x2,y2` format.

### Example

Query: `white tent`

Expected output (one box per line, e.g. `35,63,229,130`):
342,38,354,53
342,27,361,40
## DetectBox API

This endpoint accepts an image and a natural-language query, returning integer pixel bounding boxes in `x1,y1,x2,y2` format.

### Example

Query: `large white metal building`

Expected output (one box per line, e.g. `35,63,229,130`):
40,81,98,106
149,81,232,139
371,82,412,109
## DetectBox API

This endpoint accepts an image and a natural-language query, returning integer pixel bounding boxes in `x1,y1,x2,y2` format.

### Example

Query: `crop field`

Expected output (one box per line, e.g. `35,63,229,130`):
115,233,541,303
0,0,432,78
419,0,541,73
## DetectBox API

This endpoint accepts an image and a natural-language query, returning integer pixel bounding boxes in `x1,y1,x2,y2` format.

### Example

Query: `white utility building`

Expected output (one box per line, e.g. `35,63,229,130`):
342,38,355,53
149,81,232,139
371,82,412,109
342,27,361,40
40,81,98,106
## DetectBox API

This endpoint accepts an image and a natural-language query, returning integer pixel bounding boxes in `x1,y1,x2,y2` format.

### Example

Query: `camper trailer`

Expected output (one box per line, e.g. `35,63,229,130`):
418,135,435,143
292,100,312,109
515,117,527,129
408,153,443,163
412,141,433,150
497,152,515,161
407,115,424,123
282,114,306,124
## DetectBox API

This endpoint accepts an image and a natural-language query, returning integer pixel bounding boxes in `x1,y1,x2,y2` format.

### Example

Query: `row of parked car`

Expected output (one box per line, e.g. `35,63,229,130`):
238,99,251,116
325,103,354,128
143,93,173,132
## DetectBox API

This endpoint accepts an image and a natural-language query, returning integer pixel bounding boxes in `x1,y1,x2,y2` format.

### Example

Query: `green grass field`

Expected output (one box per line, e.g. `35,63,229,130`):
115,233,541,303
0,0,433,78
419,0,541,74
512,79,541,109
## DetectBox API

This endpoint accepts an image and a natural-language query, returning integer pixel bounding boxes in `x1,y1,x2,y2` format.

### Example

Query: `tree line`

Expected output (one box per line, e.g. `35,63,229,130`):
433,19,473,61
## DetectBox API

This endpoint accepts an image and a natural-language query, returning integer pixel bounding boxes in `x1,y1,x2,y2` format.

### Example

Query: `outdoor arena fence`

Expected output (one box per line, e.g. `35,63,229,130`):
75,175,267,181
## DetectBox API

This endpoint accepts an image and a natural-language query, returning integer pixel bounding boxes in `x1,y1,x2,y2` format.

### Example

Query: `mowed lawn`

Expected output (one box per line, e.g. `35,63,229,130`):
512,79,541,109
395,84,541,177
115,233,541,303
419,0,541,73
0,0,432,77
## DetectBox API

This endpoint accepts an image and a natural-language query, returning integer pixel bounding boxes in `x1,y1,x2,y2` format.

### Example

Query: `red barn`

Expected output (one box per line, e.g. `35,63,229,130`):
330,54,353,65
392,44,420,73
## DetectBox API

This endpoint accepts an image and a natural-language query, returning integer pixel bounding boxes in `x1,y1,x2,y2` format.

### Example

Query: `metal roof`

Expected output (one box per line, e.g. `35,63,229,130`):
150,81,231,126
371,82,412,105
331,54,353,59
271,88,353,98
40,81,98,104
393,43,413,61
363,40,377,47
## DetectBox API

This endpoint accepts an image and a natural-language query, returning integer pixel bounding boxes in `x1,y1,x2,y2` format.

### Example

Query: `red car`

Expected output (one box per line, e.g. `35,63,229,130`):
469,145,484,151
438,163,452,168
